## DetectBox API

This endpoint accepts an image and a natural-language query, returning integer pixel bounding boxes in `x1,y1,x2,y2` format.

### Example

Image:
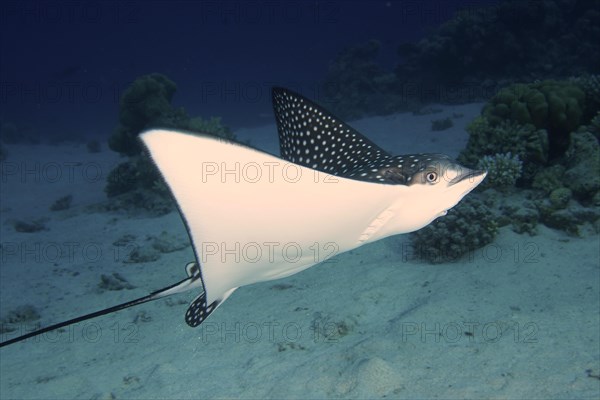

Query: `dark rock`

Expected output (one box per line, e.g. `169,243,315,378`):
98,273,135,291
13,218,47,233
50,194,73,211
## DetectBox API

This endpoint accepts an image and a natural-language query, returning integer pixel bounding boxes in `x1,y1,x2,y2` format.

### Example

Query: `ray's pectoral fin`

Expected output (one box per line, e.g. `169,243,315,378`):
184,261,219,327
185,287,237,327
185,293,217,327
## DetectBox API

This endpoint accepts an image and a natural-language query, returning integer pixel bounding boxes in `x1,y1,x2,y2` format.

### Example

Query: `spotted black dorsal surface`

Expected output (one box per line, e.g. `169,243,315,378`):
272,88,390,176
272,87,439,185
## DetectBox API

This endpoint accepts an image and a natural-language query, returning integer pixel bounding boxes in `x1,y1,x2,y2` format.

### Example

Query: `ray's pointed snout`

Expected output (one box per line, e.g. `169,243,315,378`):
449,167,487,185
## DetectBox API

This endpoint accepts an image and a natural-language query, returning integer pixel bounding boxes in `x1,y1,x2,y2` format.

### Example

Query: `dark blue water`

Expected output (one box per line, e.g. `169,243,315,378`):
1,0,498,138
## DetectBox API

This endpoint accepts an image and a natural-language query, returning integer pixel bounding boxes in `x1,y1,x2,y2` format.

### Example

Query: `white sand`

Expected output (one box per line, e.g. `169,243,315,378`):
1,104,598,399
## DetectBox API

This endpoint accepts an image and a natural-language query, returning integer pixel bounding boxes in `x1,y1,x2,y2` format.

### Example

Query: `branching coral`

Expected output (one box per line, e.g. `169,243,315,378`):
458,117,547,184
570,74,600,108
410,197,498,264
477,152,523,189
587,111,600,140
563,131,600,201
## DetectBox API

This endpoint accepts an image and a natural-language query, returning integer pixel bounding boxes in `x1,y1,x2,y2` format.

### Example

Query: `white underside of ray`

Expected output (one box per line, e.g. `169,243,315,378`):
141,130,443,306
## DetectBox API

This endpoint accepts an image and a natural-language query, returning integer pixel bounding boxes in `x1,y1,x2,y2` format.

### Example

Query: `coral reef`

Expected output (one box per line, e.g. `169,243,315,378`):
109,73,236,154
482,80,588,158
460,77,598,175
459,76,600,235
508,204,540,235
477,152,523,189
298,1,600,124
321,40,404,119
570,74,600,109
549,188,572,209
105,161,138,198
396,0,600,101
109,73,179,156
588,111,600,139
537,199,600,236
477,188,543,235
315,2,600,122
563,131,600,202
323,1,599,119
410,197,498,263
532,165,565,194
103,154,173,203
104,73,234,208
187,116,232,138
458,118,548,183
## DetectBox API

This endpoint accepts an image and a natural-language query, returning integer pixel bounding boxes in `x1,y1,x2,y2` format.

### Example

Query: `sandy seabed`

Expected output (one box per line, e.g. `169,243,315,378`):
1,103,598,399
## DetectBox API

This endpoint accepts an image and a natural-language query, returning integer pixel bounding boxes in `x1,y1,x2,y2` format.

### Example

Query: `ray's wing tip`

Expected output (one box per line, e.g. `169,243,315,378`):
139,128,179,144
185,293,219,328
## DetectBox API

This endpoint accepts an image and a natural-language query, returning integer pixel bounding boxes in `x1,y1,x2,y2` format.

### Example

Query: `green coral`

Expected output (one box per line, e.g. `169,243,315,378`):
104,155,170,200
499,198,540,236
549,187,572,209
109,73,235,157
586,111,600,140
482,80,587,158
187,116,235,140
531,165,565,193
410,197,498,264
109,73,179,156
570,74,600,108
458,117,547,183
537,198,600,236
458,76,600,234
510,205,539,236
563,131,600,201
105,162,138,198
105,74,234,203
477,152,523,189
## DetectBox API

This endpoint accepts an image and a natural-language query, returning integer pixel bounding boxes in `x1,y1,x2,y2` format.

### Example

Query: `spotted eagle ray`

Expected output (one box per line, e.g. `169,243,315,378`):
0,88,486,347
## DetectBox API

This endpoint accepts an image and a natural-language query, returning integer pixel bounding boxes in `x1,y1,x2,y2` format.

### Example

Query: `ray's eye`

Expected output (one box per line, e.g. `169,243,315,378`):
426,171,438,183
